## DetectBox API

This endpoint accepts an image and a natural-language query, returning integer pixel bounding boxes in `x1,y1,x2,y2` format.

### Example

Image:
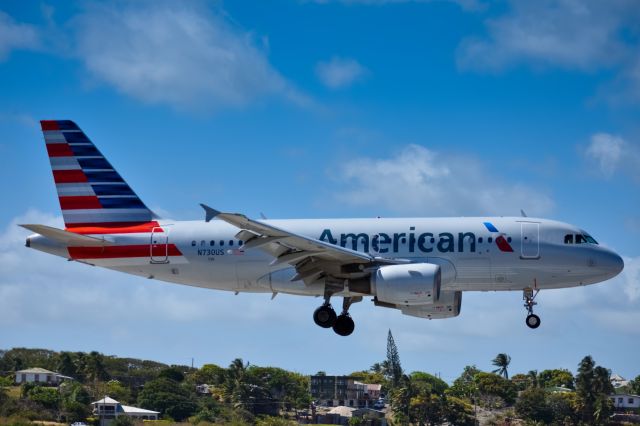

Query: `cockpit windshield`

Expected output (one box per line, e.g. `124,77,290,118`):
564,233,598,245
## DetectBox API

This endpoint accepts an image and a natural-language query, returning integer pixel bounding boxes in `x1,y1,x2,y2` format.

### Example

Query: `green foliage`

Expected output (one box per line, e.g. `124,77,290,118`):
474,372,517,406
491,353,511,380
255,416,297,426
386,330,403,388
26,385,59,409
111,415,135,426
444,396,476,426
447,365,480,400
138,377,197,421
105,380,132,403
510,373,533,392
575,355,614,424
631,374,640,395
193,364,226,385
159,366,186,382
515,387,551,423
410,372,448,395
538,369,575,389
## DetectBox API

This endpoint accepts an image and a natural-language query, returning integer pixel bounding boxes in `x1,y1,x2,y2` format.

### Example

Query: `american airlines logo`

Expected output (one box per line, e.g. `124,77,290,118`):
319,222,514,254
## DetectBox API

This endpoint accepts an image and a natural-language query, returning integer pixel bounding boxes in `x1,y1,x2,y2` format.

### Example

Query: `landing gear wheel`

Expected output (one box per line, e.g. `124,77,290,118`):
332,314,355,336
313,305,337,328
526,314,541,329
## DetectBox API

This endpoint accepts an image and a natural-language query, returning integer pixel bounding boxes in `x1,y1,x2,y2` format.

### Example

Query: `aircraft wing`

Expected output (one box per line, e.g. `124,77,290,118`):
200,204,399,284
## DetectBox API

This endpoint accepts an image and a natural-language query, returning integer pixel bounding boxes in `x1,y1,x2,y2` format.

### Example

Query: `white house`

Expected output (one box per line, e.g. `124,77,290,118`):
92,396,159,422
611,374,630,388
14,367,72,385
610,394,640,410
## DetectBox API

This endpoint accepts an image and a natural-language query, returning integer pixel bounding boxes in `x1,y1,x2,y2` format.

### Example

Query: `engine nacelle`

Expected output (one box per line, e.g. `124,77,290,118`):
401,291,462,319
372,263,441,306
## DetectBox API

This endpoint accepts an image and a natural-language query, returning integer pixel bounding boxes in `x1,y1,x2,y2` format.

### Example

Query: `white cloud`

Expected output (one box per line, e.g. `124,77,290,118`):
332,144,553,216
310,0,485,12
585,133,640,180
0,11,39,61
456,0,640,101
316,57,367,89
457,0,638,71
622,256,640,302
71,1,304,110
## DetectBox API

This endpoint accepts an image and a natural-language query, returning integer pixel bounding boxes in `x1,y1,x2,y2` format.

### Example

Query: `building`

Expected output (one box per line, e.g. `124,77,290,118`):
92,396,159,422
611,374,630,388
610,394,640,410
310,375,382,408
14,367,72,385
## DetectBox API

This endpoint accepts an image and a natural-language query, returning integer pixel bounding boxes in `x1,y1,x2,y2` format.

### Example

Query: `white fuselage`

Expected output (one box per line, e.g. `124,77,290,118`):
28,216,624,298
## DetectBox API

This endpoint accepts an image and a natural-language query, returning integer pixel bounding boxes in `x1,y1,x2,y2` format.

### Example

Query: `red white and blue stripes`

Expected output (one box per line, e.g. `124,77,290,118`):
41,120,154,230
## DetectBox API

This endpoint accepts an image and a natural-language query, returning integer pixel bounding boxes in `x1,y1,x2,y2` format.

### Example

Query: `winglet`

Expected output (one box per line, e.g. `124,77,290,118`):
200,204,221,222
520,209,528,217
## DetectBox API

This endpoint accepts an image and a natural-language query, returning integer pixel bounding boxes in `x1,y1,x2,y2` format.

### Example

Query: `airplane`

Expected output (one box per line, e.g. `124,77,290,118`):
23,120,625,336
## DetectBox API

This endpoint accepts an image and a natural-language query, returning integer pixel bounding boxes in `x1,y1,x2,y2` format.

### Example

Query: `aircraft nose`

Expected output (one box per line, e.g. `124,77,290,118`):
593,249,624,279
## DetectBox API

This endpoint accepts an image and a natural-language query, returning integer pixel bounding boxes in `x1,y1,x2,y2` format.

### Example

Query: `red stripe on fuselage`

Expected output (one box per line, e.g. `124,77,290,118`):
68,244,182,260
66,221,162,234
59,196,102,210
53,169,88,183
41,120,60,131
46,143,74,157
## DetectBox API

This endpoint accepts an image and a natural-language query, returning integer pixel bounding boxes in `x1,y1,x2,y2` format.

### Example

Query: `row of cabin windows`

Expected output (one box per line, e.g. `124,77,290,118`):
564,234,598,245
191,240,244,247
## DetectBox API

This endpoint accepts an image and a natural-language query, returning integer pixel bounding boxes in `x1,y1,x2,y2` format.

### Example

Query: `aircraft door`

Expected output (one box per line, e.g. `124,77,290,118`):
521,222,540,259
150,227,169,264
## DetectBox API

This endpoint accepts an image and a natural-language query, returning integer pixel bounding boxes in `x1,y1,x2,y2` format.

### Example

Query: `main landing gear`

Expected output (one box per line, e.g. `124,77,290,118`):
523,288,541,329
313,295,359,336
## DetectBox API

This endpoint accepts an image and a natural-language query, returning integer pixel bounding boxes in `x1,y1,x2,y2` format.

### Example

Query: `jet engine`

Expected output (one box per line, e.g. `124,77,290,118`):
372,263,441,306
401,291,462,319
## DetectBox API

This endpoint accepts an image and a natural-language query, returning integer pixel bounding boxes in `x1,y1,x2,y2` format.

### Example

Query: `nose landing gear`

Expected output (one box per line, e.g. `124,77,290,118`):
523,288,541,329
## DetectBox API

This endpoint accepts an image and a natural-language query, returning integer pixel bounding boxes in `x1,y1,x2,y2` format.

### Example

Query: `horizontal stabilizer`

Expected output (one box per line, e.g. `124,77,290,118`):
20,224,114,247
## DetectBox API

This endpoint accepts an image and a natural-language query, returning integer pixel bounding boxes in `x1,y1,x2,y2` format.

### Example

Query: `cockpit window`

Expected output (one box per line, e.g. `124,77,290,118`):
584,234,598,244
564,233,598,245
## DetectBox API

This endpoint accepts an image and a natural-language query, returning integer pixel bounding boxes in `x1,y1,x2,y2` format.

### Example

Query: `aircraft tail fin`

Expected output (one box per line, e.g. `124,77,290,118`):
40,120,155,232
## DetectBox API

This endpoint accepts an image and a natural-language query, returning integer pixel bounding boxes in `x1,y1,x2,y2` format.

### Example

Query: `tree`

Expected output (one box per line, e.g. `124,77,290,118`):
575,355,614,425
491,353,511,380
158,366,185,382
137,377,197,421
514,387,551,423
630,375,640,395
474,372,517,407
85,351,109,382
57,352,77,378
447,365,480,400
444,396,476,426
538,369,574,389
510,374,533,391
386,330,403,388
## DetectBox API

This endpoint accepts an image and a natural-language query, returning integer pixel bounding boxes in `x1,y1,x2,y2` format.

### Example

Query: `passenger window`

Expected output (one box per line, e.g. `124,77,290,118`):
239,240,243,246
229,240,234,246
219,240,224,246
564,234,574,244
191,240,196,246
488,237,493,243
507,237,512,243
200,240,206,246
210,240,215,246
478,237,483,243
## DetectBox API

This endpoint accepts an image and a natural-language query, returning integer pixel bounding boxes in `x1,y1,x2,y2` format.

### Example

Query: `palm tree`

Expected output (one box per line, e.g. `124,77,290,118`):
491,353,511,379
527,370,539,388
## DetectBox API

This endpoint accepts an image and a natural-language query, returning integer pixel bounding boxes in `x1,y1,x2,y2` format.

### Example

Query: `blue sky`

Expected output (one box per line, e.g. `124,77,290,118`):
0,0,639,383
